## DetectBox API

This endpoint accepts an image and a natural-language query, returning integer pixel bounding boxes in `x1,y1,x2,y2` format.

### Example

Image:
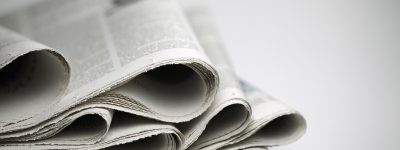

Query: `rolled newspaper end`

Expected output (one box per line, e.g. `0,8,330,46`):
0,26,70,130
221,81,307,149
104,62,218,120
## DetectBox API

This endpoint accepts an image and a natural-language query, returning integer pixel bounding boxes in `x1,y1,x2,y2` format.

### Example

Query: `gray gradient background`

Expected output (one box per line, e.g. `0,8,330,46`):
1,0,400,150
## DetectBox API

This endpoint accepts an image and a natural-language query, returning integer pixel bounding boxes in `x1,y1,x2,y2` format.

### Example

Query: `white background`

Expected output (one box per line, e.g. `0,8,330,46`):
1,0,400,150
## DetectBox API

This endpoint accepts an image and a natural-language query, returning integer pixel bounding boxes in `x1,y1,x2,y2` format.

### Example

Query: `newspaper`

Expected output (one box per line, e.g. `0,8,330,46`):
0,0,306,149
183,7,306,149
178,7,252,150
0,0,217,148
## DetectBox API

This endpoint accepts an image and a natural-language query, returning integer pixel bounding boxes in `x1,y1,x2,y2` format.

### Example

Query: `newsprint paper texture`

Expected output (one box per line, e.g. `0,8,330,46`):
0,0,306,149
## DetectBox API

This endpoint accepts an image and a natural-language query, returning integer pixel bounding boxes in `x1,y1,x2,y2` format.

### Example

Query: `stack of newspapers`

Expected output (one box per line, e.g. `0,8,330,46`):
0,0,306,149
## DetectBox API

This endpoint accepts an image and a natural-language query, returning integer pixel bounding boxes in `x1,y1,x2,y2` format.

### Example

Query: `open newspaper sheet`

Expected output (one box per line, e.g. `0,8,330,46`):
0,0,306,149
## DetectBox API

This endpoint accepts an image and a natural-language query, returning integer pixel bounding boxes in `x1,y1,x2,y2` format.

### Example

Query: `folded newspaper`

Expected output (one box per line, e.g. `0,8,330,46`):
0,0,306,149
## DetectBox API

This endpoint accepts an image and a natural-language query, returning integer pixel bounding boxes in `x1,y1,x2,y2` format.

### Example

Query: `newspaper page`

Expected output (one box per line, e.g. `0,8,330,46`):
0,0,218,141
